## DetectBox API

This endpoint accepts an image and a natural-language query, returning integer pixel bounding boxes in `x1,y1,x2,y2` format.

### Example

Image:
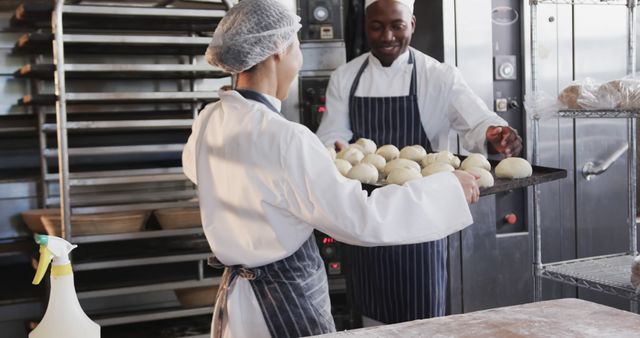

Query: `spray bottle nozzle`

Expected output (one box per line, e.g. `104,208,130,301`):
32,235,77,285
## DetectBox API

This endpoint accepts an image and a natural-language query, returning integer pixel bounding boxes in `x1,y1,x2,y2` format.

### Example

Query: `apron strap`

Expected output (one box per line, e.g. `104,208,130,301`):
235,88,280,114
348,57,370,99
209,256,261,338
409,50,417,96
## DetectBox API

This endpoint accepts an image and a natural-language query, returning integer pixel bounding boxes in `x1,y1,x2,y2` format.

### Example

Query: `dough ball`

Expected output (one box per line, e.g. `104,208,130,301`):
362,153,386,172
450,155,461,169
495,157,532,179
334,159,352,176
400,145,427,162
464,166,494,188
383,158,421,177
356,138,377,155
347,163,379,184
326,146,336,161
387,167,422,186
558,84,582,109
421,162,455,177
376,144,400,162
347,143,365,153
337,147,364,165
460,153,491,171
422,151,460,169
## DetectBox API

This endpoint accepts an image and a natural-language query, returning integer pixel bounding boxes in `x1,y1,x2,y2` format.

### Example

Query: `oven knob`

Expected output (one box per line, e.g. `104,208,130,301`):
313,6,329,22
306,88,316,98
504,213,517,225
499,62,515,79
322,246,335,257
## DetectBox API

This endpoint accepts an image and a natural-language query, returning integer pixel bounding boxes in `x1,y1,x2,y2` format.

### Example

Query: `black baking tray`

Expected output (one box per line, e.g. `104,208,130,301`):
362,160,567,196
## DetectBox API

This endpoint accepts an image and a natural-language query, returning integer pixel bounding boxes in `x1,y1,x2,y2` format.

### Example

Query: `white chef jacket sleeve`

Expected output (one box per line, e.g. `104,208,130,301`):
182,133,197,185
315,69,353,147
446,66,508,153
182,104,210,185
281,127,473,247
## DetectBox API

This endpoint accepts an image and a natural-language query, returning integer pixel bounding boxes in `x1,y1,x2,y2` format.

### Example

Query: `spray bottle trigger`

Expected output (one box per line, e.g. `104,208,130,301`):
32,244,53,285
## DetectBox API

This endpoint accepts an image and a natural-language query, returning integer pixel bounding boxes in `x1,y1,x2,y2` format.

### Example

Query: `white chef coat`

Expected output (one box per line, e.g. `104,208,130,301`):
182,90,474,338
316,47,508,153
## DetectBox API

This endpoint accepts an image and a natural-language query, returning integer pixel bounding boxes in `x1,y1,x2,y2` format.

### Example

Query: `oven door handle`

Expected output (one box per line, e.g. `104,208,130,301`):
582,143,629,181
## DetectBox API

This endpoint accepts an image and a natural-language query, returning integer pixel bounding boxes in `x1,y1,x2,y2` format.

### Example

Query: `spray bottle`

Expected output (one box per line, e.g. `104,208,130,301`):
30,234,100,338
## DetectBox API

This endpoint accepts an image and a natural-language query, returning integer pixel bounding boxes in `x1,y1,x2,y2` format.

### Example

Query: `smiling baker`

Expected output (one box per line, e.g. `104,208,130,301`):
316,0,523,326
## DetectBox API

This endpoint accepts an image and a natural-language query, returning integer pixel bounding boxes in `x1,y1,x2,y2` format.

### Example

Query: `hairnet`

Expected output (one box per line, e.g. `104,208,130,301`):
205,0,302,74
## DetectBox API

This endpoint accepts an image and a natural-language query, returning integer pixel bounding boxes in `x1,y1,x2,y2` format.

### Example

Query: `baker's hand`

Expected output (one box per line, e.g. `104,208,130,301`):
334,141,348,152
486,126,522,157
453,170,480,204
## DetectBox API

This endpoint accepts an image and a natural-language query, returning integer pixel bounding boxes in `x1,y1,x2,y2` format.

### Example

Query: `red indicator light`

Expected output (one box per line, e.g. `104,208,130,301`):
322,237,336,245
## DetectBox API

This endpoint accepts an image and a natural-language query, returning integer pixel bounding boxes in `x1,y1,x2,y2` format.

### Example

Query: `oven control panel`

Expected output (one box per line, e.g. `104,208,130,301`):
299,76,329,132
298,0,343,41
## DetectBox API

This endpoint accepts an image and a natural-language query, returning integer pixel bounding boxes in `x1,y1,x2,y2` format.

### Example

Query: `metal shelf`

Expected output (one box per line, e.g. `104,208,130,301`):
14,33,211,55
71,200,199,215
45,167,185,181
0,126,36,133
95,306,213,327
46,190,197,209
12,3,225,31
74,253,211,271
78,277,219,299
21,92,218,105
43,144,184,157
531,0,628,5
73,228,203,244
558,109,640,118
530,0,638,305
539,253,640,300
41,119,194,132
67,173,188,186
15,64,227,80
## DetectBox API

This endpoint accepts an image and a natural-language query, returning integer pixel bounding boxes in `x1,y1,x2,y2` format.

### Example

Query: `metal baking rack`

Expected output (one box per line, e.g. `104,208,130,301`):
529,0,640,307
9,0,232,334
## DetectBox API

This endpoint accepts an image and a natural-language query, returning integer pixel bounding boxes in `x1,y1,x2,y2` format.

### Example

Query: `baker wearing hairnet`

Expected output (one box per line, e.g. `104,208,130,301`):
315,0,523,326
183,0,480,337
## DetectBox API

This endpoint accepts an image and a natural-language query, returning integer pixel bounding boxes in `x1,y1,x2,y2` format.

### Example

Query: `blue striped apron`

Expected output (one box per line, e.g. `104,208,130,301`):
210,235,335,337
347,51,448,323
209,89,336,337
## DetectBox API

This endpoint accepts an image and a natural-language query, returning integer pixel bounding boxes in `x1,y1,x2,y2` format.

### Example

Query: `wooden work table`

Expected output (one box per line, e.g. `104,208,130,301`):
316,298,640,337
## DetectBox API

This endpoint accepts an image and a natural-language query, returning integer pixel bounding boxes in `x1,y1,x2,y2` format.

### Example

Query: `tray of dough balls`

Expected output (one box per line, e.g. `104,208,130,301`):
330,138,567,196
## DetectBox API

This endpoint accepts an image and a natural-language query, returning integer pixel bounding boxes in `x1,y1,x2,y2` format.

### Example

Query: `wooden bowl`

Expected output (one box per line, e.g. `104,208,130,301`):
175,285,218,308
40,210,150,236
21,209,59,234
154,207,201,229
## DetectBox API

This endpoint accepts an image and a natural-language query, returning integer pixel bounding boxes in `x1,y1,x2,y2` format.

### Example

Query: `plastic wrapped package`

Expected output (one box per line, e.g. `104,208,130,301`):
576,79,621,109
612,78,640,109
557,76,640,110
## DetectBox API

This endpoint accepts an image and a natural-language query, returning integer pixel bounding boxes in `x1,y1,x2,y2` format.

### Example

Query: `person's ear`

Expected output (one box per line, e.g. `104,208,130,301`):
411,15,416,33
